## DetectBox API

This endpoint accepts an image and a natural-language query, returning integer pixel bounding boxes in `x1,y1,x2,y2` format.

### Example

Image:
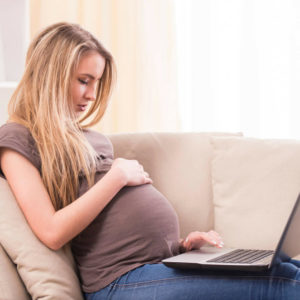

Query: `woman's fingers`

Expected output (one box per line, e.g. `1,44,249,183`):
207,230,224,248
183,231,224,251
111,158,153,186
144,172,153,184
139,165,153,183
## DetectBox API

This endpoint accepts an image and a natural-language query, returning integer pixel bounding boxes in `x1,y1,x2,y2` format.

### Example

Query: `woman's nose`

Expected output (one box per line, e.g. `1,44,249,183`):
85,86,97,101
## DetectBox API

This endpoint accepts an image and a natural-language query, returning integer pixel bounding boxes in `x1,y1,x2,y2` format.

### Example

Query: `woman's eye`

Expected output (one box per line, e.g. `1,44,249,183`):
79,79,88,85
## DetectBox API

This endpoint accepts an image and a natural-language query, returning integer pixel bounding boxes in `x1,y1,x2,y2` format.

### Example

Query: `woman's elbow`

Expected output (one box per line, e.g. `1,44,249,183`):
41,231,65,251
47,240,63,251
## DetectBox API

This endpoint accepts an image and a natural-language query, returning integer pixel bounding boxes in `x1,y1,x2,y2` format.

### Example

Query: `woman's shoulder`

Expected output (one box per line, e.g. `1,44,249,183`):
0,122,32,140
0,122,37,155
0,122,41,175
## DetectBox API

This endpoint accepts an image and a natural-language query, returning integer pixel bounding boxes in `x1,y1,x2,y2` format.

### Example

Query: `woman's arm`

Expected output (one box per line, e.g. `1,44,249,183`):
0,148,152,250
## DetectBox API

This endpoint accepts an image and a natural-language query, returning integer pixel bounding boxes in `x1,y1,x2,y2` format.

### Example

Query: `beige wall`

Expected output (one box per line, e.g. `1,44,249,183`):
0,83,17,125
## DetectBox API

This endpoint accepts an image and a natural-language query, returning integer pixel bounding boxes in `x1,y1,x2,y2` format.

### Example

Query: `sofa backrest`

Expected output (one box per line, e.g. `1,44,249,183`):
108,132,242,238
211,136,300,252
109,132,300,259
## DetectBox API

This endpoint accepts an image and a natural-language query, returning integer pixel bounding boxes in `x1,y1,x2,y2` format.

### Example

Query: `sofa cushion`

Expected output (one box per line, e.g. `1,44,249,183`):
0,244,30,300
211,136,300,251
109,132,242,238
0,178,83,300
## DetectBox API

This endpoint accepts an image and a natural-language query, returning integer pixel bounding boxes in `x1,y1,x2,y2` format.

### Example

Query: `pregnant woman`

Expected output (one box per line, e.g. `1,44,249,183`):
0,22,299,299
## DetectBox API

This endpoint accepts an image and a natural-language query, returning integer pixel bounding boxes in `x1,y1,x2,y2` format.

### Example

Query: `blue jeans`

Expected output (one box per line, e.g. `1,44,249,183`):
84,260,300,300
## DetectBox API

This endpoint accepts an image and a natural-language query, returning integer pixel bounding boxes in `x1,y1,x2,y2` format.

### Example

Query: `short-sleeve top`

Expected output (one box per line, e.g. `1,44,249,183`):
0,122,180,293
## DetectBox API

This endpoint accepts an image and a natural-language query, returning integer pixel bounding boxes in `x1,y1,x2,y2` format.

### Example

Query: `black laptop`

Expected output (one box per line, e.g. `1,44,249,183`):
162,194,300,272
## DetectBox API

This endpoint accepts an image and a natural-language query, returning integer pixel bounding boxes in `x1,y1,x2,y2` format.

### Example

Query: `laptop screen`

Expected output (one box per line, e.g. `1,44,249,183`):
271,194,300,266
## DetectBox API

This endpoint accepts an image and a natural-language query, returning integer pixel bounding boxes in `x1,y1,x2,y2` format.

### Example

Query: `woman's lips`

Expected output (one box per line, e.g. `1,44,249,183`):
78,105,87,111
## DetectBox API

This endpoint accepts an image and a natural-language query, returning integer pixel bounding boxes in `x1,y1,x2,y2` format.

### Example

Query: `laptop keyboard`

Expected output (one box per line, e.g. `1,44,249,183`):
207,249,274,264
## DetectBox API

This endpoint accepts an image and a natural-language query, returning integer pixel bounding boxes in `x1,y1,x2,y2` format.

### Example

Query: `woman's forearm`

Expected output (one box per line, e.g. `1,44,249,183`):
1,150,150,251
49,169,126,250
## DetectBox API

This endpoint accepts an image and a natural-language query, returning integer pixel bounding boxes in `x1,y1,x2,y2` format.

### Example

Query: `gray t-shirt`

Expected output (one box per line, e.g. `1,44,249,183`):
0,122,180,293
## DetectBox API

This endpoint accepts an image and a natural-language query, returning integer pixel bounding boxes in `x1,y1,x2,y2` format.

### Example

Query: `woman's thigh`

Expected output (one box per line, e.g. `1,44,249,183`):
85,261,300,300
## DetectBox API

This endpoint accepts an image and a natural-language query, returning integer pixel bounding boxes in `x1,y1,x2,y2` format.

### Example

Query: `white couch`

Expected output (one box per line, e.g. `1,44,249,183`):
1,129,300,299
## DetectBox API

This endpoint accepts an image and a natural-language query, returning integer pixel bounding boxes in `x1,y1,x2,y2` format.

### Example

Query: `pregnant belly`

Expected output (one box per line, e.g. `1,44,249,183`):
73,183,180,262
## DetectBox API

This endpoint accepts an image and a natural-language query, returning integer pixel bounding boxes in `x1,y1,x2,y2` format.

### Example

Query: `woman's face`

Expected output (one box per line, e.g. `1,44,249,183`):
70,51,106,115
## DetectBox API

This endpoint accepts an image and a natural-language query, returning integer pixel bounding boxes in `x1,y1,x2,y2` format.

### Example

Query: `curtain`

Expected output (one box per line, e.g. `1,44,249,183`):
175,0,300,139
0,28,4,81
29,0,180,134
30,0,299,138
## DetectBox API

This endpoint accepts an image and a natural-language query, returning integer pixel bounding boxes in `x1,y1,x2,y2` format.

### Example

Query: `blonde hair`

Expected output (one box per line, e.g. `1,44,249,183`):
8,22,115,210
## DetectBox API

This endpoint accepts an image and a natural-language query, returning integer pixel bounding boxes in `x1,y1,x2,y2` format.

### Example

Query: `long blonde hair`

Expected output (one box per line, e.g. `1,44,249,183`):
8,22,115,210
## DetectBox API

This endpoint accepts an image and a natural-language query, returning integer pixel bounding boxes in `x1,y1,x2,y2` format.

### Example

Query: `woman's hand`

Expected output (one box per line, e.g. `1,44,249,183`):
181,230,224,252
110,158,153,186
